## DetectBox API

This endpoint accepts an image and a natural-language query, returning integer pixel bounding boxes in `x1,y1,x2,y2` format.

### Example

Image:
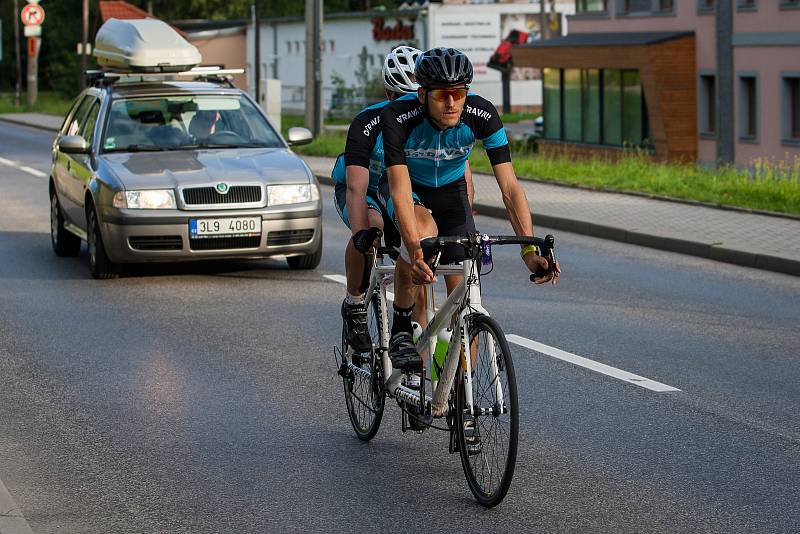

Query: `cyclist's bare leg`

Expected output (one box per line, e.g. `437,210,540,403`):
391,205,436,369
344,208,384,296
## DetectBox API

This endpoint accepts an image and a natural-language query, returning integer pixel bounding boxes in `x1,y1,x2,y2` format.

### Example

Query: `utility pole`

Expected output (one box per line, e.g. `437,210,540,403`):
715,0,734,165
304,0,323,135
13,0,22,107
539,0,547,41
254,0,261,104
82,0,89,89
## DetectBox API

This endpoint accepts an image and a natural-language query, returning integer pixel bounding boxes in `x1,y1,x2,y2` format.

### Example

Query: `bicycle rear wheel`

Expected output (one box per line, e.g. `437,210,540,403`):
343,293,385,441
456,314,519,507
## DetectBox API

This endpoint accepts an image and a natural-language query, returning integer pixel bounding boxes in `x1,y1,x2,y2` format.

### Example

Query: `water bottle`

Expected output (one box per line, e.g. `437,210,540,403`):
431,327,451,382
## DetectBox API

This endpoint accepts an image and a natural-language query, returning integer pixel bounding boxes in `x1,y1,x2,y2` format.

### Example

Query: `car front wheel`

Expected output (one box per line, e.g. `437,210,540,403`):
50,191,81,257
87,205,119,279
286,229,322,270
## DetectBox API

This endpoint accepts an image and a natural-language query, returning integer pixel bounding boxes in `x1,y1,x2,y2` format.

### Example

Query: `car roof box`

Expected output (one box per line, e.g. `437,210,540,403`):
94,18,202,72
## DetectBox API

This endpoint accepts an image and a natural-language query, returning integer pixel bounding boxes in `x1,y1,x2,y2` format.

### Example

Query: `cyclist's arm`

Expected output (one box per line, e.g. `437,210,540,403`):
492,161,533,237
380,101,424,258
493,161,559,284
386,164,419,252
345,165,370,233
343,115,375,234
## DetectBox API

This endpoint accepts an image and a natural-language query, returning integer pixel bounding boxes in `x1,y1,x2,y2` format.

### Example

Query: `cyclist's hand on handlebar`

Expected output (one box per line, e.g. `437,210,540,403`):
352,227,383,254
523,251,560,285
408,245,436,285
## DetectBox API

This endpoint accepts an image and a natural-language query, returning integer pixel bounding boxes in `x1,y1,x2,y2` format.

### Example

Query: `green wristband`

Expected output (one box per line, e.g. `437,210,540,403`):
520,244,538,259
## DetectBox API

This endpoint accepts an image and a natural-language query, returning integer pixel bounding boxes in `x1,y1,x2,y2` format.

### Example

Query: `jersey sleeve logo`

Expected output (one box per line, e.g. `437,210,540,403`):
362,115,380,137
395,107,422,124
464,105,492,122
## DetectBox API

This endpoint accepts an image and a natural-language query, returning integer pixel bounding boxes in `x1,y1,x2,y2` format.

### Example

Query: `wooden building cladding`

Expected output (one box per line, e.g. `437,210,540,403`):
513,33,696,162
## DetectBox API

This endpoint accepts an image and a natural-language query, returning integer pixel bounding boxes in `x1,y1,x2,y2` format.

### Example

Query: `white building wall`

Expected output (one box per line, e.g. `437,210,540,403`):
248,2,574,114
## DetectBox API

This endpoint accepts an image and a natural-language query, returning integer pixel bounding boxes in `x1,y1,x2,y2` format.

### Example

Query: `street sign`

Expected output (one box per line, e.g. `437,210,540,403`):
21,3,45,26
24,24,41,37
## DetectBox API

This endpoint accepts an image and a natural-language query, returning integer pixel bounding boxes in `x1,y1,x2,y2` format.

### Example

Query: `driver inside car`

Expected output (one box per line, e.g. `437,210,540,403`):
189,110,221,140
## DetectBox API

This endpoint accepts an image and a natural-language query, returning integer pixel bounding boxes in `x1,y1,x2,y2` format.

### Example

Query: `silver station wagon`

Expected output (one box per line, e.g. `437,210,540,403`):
49,74,322,278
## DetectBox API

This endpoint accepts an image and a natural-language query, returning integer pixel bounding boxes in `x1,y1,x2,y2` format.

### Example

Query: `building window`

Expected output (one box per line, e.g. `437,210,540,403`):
624,0,651,12
657,0,675,11
543,68,650,148
737,0,757,11
576,0,607,12
780,0,800,9
543,68,562,140
698,0,715,13
582,69,601,144
738,75,758,141
699,74,717,136
784,76,800,142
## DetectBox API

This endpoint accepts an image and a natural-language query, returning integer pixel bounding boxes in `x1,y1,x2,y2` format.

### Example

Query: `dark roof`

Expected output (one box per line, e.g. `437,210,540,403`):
517,31,694,48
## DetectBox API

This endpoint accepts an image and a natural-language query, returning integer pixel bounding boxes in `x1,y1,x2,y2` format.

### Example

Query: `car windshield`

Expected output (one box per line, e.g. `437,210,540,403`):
102,94,284,153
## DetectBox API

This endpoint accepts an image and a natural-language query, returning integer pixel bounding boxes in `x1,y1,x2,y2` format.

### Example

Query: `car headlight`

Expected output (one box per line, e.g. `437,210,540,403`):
113,190,176,209
267,184,316,206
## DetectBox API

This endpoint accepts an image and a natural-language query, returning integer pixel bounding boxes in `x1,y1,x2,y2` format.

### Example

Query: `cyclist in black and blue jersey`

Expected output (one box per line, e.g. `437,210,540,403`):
333,46,429,354
380,47,560,370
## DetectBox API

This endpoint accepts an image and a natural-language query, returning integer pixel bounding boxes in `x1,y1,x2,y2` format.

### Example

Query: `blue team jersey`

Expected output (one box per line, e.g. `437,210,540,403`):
380,93,510,188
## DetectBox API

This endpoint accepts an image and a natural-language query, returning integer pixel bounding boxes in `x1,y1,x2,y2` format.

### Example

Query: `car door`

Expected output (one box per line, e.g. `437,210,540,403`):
55,95,93,225
62,97,101,228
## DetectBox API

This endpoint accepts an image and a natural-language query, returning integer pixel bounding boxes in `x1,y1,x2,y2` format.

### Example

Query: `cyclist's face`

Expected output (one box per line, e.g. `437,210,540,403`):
418,85,467,129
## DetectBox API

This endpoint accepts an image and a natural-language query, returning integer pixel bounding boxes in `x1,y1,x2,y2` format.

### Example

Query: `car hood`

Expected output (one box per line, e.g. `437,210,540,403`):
98,148,314,190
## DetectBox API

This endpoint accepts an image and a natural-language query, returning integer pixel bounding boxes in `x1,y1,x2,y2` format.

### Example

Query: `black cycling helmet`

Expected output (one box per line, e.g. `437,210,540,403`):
414,47,473,89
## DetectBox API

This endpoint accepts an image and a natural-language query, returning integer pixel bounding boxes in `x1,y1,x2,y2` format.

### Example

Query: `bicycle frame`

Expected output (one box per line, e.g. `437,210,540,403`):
350,250,502,423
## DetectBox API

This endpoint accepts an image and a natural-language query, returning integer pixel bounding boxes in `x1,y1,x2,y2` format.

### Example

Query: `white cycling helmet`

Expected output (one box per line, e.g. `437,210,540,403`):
383,45,422,94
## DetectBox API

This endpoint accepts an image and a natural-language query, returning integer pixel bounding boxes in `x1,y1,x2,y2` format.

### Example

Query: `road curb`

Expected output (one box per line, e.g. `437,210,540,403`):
0,116,59,134
315,174,800,277
0,476,34,534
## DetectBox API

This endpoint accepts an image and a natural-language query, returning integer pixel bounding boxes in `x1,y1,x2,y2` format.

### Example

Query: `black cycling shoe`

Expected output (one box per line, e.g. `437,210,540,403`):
388,331,423,371
342,299,372,354
462,414,482,456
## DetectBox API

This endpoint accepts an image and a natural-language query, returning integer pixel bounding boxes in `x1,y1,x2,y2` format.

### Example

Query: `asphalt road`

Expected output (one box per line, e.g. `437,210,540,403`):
1,122,799,533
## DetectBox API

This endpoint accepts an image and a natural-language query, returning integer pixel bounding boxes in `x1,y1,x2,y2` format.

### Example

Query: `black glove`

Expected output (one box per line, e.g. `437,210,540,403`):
352,227,383,255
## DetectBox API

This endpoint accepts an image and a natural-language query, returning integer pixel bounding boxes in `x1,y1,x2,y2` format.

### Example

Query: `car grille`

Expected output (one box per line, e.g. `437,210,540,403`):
267,229,315,246
189,236,262,250
129,236,183,251
182,186,262,205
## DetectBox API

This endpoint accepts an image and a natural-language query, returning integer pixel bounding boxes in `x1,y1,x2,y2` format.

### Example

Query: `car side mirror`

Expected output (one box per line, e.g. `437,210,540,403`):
59,135,90,154
287,127,313,147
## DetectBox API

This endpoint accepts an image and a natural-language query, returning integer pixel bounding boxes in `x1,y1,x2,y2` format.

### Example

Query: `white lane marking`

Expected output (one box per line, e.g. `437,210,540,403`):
0,156,47,178
0,476,35,534
323,273,394,300
507,334,681,393
19,166,46,178
323,274,347,285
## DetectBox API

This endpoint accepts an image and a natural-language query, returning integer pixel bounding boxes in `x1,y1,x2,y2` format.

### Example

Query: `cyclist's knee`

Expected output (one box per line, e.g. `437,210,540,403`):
414,205,437,239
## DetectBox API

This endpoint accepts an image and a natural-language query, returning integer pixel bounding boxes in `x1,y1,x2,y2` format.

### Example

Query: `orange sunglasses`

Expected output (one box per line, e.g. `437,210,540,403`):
428,87,468,102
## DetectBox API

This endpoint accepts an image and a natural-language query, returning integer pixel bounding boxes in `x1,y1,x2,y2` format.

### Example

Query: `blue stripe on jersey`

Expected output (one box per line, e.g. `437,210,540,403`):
483,127,508,150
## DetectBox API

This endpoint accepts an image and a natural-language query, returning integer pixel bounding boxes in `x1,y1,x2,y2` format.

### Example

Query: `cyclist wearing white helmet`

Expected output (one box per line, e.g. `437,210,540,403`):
332,45,474,355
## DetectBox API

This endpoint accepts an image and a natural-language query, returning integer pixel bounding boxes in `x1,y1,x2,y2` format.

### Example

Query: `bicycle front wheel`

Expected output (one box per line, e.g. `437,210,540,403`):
343,293,385,441
456,314,519,508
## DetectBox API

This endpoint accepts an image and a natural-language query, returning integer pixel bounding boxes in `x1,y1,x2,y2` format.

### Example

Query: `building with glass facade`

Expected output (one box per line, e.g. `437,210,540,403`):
512,0,800,166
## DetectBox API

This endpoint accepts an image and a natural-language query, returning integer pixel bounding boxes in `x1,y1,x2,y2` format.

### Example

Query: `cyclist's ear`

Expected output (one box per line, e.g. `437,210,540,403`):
417,88,425,104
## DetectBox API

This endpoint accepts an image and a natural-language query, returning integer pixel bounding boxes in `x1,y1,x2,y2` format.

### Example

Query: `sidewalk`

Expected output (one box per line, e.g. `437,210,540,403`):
303,155,800,277
3,112,797,276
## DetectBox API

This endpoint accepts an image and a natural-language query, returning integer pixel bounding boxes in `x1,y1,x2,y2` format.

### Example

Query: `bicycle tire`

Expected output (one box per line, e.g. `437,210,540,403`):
343,292,385,441
455,314,519,508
